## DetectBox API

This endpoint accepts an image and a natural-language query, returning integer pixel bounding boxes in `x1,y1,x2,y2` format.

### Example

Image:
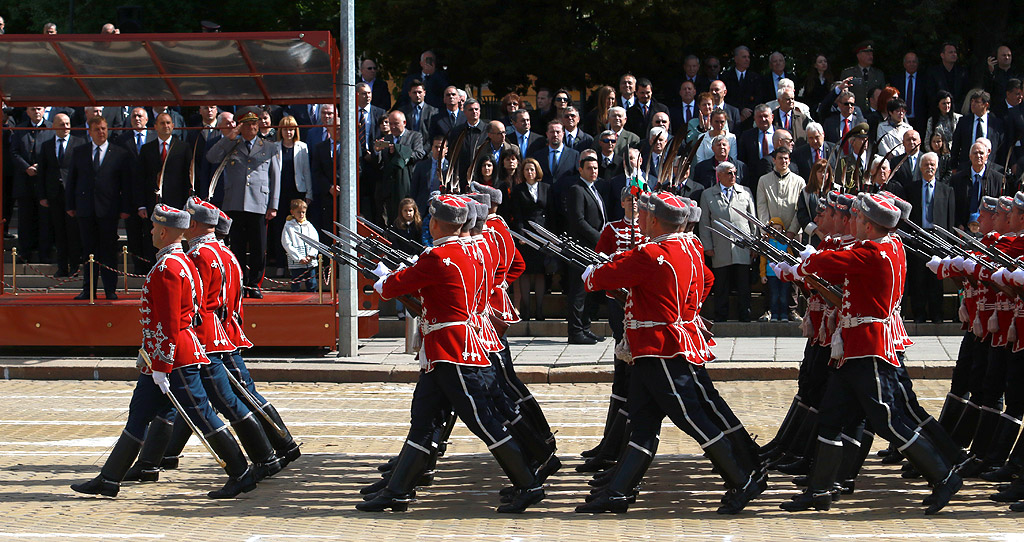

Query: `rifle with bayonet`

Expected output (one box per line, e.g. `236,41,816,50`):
354,216,426,256
671,134,704,191
733,207,808,253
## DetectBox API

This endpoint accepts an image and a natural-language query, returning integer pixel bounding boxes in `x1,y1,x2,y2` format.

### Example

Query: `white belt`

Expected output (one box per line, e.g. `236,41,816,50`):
420,320,473,335
807,299,827,312
839,315,888,329
624,316,697,330
997,301,1014,311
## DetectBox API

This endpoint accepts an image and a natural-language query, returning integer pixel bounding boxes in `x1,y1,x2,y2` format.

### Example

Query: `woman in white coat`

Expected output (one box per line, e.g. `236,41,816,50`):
269,115,313,277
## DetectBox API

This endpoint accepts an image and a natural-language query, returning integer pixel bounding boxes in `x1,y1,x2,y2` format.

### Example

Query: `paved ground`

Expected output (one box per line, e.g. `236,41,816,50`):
2,378,1023,541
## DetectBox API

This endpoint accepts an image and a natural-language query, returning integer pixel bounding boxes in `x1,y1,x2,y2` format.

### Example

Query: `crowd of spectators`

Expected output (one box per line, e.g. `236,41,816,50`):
4,32,1024,320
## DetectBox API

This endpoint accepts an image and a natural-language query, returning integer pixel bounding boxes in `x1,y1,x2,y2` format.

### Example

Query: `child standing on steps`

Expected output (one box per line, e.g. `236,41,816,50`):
281,199,319,292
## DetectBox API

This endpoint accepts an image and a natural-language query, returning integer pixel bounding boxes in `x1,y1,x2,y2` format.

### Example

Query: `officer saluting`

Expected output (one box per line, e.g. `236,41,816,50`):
577,192,764,514
71,204,258,499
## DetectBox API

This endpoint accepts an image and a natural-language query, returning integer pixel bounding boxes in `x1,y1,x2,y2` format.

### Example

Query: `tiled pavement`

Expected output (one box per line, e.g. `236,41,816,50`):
1,379,1022,541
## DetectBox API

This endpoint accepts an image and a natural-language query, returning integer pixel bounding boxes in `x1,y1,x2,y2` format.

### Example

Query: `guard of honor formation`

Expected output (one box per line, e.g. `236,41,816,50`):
70,156,1024,517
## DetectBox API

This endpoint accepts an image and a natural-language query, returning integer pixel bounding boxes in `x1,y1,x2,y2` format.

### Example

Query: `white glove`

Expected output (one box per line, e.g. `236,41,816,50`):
373,274,387,295
769,262,783,277
950,256,965,271
397,262,408,271
408,254,419,265
136,353,146,371
1012,268,1024,286
963,258,977,274
581,264,596,283
925,255,942,275
799,244,817,261
152,371,171,394
372,262,391,278
993,268,1008,286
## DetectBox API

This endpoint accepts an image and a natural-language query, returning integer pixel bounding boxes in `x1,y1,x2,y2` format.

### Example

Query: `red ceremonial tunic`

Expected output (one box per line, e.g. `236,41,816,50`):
187,234,236,353
888,233,914,351
595,218,646,257
140,245,207,374
968,234,1016,347
218,240,253,350
799,235,839,345
485,215,523,324
380,235,489,370
471,234,503,352
681,232,716,346
797,235,904,367
585,232,715,365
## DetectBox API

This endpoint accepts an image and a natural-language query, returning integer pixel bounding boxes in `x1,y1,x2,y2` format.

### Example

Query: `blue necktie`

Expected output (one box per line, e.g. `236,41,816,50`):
93,146,100,169
550,149,558,173
971,174,982,214
414,105,421,130
136,132,143,154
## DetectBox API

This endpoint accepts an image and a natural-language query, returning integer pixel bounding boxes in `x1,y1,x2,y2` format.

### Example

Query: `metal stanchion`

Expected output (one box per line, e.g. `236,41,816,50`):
88,253,95,305
317,254,324,304
331,259,337,303
122,246,129,294
11,247,17,296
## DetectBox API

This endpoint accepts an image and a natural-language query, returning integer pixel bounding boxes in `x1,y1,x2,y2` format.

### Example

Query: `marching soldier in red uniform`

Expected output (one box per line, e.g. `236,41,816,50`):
780,193,961,514
358,195,544,513
71,205,258,499
577,192,764,514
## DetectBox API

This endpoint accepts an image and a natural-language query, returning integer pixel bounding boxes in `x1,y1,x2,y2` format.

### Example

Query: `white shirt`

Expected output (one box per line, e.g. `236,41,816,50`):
92,141,109,165
527,182,539,201
54,134,68,157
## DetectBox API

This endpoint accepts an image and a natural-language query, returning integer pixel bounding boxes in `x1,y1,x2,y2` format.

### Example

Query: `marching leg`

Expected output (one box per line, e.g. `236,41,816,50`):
122,415,174,483
71,431,142,497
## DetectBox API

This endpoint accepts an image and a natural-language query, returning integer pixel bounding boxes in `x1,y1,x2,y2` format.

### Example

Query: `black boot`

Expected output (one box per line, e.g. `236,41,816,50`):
123,417,174,482
578,409,629,472
901,435,961,515
258,403,300,468
770,408,818,469
704,437,765,514
727,428,765,479
759,396,801,455
490,439,544,513
357,442,430,511
582,396,625,458
157,415,193,471
205,427,258,499
507,415,560,484
516,394,554,446
232,414,282,481
959,407,1002,477
991,476,1024,502
763,402,810,462
71,431,142,497
938,393,969,434
982,427,1024,482
781,437,842,512
838,430,874,494
950,401,982,449
576,444,653,513
919,416,967,467
977,414,1022,477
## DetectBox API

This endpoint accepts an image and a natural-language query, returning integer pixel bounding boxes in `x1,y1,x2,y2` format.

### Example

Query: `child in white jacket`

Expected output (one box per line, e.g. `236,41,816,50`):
281,199,319,292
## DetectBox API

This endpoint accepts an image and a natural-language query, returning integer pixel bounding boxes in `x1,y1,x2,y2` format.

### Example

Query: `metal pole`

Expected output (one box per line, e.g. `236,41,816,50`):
337,0,358,357
88,253,95,305
10,248,16,296
318,254,324,304
122,246,129,294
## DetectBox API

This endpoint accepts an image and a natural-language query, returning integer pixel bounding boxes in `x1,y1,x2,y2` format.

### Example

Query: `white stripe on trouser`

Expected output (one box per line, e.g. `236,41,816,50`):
455,365,497,444
121,429,143,444
689,364,730,429
406,439,431,454
660,359,710,443
173,372,222,438
896,377,924,426
840,433,860,446
874,361,910,445
611,393,628,402
896,431,920,452
628,441,654,456
487,435,513,450
818,436,843,447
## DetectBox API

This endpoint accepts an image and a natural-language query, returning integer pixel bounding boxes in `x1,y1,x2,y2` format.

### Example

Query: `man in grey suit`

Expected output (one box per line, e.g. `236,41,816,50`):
908,153,955,323
698,161,756,321
206,107,281,298
604,107,639,155
399,79,438,143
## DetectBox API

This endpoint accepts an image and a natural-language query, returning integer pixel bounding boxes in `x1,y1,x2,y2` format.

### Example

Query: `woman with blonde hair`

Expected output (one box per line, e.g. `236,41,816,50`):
269,115,312,276
584,85,617,136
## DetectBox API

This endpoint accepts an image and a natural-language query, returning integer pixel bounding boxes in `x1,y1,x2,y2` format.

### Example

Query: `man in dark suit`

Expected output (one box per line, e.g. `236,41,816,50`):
103,105,131,130
396,50,449,110
670,81,699,137
719,46,761,128
35,113,84,276
907,153,955,322
356,83,387,218
603,148,645,222
625,78,670,139
561,106,594,153
506,109,543,157
760,52,797,105
951,140,1007,229
892,52,929,132
821,90,867,144
65,116,131,299
927,43,971,108
359,58,391,111
681,54,711,94
471,120,517,177
595,129,623,183
736,105,776,195
692,134,747,189
116,107,157,273
286,103,320,141
410,135,447,224
310,118,341,233
376,110,426,223
11,105,52,260
190,109,228,206
134,113,192,273
429,85,465,140
790,123,836,179
399,79,439,143
709,80,743,133
447,99,487,190
990,78,1023,122
565,153,607,344
772,88,811,146
529,120,580,233
304,103,336,152
951,90,1006,170
147,106,186,140
888,129,924,189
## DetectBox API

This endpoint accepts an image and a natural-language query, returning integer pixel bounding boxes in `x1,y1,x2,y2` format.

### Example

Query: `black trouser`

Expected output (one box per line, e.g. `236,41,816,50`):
407,363,514,450
950,332,977,398
125,213,155,275
1006,350,1024,419
797,343,833,408
77,215,119,295
227,210,267,290
566,265,599,336
909,254,944,322
979,344,1010,409
817,357,923,447
626,356,729,451
712,264,750,322
968,338,992,400
45,192,81,275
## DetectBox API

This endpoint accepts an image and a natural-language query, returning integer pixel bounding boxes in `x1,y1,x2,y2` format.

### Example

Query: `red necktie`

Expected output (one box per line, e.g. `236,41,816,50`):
761,131,769,159
814,148,821,162
161,142,168,161
785,113,790,130
842,119,850,153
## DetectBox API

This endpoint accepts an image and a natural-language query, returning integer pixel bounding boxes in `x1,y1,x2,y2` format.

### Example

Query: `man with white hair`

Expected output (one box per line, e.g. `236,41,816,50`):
642,126,669,181
907,152,954,322
951,138,1005,228
791,122,836,176
605,106,639,154
765,78,812,118
699,161,757,321
773,88,811,146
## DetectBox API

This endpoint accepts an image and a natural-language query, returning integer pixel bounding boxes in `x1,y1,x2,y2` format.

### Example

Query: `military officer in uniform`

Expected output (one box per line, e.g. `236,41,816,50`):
206,106,281,298
70,204,259,499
